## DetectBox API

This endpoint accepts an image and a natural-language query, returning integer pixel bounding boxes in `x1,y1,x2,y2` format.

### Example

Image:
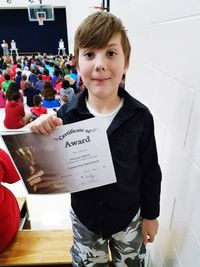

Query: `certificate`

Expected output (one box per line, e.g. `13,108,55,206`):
1,117,117,194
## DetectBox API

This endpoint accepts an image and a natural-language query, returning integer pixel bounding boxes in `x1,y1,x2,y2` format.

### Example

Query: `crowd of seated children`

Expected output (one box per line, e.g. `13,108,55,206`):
0,52,89,129
1,52,84,94
30,94,47,121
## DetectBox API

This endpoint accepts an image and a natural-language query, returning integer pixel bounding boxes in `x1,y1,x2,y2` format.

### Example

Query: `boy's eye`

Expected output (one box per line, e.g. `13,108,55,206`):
107,50,117,57
83,52,94,58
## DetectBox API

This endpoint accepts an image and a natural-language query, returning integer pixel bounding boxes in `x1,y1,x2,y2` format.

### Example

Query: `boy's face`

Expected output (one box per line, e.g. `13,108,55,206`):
78,33,128,100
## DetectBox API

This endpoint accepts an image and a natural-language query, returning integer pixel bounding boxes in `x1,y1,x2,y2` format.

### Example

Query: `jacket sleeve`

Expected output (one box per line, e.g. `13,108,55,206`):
139,111,162,219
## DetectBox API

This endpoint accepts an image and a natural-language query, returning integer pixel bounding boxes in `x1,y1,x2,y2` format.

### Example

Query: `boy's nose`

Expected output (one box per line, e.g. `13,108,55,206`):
94,55,107,71
95,66,105,71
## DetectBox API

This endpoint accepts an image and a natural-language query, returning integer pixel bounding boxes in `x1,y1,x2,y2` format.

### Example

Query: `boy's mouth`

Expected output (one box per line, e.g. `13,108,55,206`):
92,77,110,82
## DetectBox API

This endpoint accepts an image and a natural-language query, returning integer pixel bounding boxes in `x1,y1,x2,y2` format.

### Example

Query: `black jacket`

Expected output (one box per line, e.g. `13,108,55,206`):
57,87,162,238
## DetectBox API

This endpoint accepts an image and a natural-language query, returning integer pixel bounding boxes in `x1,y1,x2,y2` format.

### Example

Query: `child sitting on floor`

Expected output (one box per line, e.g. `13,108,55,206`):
60,95,69,106
60,80,75,102
4,91,31,129
0,87,6,108
30,94,47,121
41,81,60,108
0,148,21,253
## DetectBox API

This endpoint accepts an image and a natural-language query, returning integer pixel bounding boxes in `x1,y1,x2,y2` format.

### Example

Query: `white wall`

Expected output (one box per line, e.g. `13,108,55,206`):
2,0,200,266
65,0,102,53
111,0,200,266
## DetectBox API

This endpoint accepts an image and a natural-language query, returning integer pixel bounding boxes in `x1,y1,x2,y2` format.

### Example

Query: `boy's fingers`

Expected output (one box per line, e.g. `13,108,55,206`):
52,116,63,126
30,115,61,135
30,121,50,135
141,229,148,245
147,233,155,243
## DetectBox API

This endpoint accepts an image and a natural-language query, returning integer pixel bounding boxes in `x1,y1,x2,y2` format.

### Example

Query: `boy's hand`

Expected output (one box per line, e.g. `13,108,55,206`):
30,114,63,135
141,218,158,245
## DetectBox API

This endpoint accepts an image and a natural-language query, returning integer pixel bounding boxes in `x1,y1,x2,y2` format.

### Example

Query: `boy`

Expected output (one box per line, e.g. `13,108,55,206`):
31,12,162,267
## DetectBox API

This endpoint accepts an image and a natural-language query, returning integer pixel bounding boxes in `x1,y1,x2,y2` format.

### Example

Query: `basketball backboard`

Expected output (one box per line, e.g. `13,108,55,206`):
28,5,54,21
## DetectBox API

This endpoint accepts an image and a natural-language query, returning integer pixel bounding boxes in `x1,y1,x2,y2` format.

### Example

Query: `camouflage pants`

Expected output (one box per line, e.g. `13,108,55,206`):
70,209,146,267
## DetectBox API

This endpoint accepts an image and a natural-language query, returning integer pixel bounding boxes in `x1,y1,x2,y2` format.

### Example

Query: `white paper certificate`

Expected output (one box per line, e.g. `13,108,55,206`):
1,117,117,194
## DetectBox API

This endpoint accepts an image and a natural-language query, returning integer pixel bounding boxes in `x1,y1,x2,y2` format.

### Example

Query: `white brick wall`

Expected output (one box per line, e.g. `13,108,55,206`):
111,0,200,266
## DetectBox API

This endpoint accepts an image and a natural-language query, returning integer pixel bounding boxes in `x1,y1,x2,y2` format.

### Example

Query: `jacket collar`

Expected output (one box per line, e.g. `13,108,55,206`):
63,87,147,135
108,88,147,135
67,87,147,115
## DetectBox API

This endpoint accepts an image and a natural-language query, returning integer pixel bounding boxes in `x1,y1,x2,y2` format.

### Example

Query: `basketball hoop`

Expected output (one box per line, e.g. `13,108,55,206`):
38,17,44,26
93,6,104,10
89,6,104,12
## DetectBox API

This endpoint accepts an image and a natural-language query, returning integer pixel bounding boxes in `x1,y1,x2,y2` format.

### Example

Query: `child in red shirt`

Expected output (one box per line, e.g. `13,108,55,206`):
30,94,47,120
0,148,21,253
4,91,29,129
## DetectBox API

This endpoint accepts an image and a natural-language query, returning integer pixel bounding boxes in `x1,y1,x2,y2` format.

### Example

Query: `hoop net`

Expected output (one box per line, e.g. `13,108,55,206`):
89,6,104,12
38,17,44,26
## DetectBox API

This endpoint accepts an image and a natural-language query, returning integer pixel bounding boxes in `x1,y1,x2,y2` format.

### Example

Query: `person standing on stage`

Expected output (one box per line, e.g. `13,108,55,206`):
1,40,9,56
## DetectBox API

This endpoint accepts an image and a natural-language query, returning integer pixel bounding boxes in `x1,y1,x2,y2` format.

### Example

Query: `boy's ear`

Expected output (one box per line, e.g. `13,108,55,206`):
123,64,128,75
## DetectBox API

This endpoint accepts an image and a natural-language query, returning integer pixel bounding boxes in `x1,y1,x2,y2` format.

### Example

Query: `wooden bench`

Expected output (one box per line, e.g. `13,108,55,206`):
0,230,73,266
1,198,113,266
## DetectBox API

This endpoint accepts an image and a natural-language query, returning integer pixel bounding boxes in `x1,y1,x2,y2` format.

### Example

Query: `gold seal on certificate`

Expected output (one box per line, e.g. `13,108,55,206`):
1,117,117,194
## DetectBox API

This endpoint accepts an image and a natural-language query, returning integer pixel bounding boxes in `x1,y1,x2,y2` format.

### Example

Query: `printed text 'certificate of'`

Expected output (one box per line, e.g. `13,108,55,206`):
1,117,117,194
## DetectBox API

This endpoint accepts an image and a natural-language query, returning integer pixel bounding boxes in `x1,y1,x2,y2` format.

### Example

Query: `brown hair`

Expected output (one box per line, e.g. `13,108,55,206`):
41,81,56,100
6,82,20,101
24,81,32,89
74,12,131,67
60,95,69,104
33,94,42,106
